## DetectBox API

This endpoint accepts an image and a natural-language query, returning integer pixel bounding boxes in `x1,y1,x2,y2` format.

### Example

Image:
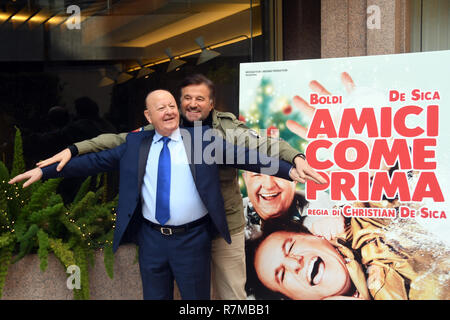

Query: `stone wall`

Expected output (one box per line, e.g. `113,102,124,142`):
1,244,179,300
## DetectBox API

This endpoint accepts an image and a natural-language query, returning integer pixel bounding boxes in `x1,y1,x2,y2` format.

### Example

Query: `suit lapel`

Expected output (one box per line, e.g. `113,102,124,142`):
138,127,196,186
138,132,154,189
181,131,196,183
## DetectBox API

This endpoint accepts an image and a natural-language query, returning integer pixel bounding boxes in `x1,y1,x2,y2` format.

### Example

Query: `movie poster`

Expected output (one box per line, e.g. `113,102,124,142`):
239,51,450,300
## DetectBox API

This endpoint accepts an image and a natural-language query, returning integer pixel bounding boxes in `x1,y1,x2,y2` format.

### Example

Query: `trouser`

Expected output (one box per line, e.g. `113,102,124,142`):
211,229,247,300
138,218,212,300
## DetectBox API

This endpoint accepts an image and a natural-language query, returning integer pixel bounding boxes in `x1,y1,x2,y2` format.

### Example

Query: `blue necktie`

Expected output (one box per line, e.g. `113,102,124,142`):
155,136,171,225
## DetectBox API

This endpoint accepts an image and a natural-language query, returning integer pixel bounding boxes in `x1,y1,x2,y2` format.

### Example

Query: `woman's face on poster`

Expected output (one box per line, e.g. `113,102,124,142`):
254,231,351,300
243,173,297,220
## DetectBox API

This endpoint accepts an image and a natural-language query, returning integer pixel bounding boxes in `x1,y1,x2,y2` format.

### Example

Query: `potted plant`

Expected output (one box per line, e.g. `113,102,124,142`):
0,128,117,299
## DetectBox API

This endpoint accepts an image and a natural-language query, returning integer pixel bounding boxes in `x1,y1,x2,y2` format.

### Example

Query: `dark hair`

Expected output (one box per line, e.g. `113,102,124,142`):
179,74,215,103
245,219,311,300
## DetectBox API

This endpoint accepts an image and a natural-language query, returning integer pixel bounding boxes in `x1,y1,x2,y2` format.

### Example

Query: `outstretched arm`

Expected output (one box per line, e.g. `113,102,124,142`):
219,116,325,184
215,132,294,181
10,143,126,187
36,133,128,171
36,125,153,171
74,132,130,155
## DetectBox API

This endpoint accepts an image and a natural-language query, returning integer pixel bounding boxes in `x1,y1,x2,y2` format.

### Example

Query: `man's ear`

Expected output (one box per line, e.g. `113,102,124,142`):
144,109,152,124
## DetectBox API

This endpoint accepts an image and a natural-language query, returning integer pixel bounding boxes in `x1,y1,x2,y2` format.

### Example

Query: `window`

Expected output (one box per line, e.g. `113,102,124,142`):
0,0,266,202
411,0,450,52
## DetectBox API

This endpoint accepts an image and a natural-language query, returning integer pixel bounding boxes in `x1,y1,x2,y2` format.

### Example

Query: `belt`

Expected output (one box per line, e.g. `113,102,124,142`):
145,215,209,236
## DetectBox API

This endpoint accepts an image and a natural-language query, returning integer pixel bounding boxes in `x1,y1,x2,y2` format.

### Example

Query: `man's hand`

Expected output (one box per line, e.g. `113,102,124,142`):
291,156,327,184
8,167,43,188
36,148,72,171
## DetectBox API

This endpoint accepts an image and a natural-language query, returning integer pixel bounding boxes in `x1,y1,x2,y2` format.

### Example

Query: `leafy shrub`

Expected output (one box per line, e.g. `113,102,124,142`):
0,128,117,299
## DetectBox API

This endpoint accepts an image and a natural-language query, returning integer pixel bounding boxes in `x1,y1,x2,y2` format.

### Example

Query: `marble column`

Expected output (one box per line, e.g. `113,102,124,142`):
321,0,411,58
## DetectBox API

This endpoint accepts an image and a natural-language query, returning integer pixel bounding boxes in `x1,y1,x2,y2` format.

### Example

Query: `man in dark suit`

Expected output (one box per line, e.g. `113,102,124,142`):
9,89,295,300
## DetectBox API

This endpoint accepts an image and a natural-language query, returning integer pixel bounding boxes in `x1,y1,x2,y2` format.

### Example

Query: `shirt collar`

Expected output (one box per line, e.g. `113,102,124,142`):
153,127,181,143
181,110,213,127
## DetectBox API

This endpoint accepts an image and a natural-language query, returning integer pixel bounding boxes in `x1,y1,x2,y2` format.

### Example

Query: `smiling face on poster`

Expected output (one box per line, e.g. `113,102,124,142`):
254,230,352,300
239,51,450,300
242,172,297,220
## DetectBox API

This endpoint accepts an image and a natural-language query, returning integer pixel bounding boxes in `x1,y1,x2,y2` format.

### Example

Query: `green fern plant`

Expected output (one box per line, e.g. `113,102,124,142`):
0,127,118,300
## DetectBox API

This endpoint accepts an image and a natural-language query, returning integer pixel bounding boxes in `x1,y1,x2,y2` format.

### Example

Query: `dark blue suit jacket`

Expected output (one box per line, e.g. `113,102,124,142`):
41,126,293,252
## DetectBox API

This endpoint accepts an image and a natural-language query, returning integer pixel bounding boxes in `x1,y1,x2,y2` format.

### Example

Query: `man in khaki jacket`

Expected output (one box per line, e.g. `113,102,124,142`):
37,74,332,299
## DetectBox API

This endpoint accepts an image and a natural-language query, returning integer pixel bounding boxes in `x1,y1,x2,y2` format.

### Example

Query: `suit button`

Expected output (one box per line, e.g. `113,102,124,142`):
128,213,132,217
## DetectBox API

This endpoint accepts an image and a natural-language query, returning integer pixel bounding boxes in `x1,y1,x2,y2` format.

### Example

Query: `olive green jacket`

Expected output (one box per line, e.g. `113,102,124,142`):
75,110,300,235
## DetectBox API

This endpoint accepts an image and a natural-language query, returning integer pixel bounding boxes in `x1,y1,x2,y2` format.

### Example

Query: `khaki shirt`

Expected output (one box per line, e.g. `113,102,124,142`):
75,110,300,235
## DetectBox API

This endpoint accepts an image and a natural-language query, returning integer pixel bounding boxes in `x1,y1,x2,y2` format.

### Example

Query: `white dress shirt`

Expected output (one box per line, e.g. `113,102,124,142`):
141,128,208,225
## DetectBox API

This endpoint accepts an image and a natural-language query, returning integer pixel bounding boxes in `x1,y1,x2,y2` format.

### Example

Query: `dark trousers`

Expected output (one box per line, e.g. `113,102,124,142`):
137,218,212,300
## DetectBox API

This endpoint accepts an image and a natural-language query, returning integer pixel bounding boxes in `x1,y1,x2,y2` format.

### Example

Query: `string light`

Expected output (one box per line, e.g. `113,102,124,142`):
2,175,116,258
